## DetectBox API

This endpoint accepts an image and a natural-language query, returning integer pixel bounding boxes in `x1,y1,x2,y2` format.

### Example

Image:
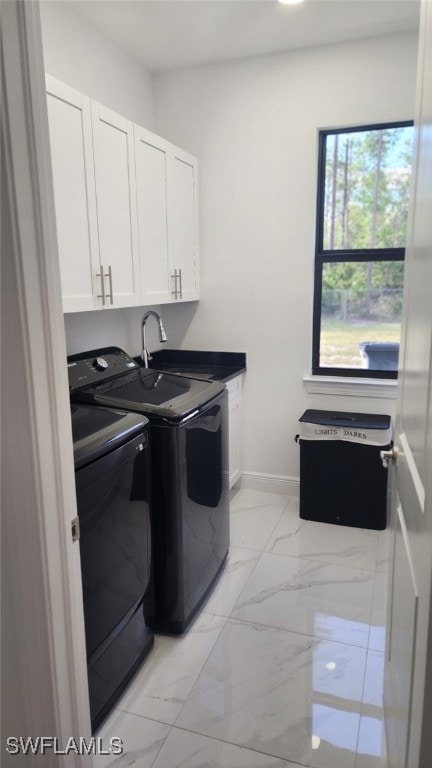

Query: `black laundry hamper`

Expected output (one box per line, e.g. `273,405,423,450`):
296,409,392,531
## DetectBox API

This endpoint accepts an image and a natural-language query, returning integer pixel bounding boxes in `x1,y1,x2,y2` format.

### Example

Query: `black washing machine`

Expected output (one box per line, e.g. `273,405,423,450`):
68,347,230,634
71,403,154,732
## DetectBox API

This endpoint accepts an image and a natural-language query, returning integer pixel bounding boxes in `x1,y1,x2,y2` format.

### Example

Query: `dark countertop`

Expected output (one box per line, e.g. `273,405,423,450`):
134,349,246,383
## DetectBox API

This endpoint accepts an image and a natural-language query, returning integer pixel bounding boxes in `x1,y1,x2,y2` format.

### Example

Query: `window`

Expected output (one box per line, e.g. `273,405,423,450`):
313,121,414,378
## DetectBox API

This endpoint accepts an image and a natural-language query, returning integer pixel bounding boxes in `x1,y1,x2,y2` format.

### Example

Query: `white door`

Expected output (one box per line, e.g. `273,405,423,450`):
384,2,432,766
134,126,172,304
91,101,140,308
46,75,99,312
169,147,200,301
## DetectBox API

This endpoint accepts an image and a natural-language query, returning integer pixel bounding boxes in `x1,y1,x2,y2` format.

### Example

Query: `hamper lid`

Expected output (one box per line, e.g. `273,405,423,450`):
298,410,391,447
299,410,391,429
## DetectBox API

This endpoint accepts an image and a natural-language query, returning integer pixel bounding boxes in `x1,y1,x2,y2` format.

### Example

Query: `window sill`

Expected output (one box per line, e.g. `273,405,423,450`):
303,375,398,399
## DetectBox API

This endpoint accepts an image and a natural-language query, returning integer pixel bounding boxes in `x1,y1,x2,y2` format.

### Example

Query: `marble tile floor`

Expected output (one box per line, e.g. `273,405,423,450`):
94,489,390,768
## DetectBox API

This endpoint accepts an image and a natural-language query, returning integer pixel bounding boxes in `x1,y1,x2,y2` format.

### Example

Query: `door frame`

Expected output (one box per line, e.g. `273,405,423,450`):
2,1,92,762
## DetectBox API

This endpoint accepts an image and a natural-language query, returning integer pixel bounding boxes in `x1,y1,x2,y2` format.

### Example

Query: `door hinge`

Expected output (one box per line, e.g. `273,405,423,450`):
71,516,80,543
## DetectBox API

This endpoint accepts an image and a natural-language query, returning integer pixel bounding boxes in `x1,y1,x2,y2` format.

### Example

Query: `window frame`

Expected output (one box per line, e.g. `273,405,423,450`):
312,120,413,379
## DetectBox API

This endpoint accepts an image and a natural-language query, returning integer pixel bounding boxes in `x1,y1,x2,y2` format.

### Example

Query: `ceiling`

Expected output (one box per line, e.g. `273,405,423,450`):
69,0,420,73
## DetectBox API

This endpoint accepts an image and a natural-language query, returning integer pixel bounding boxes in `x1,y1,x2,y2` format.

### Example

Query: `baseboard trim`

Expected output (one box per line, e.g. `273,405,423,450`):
240,471,300,496
229,468,241,490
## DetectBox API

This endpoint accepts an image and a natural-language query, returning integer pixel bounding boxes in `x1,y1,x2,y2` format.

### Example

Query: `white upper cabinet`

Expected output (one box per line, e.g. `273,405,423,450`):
134,129,200,304
90,102,140,308
134,126,172,304
46,75,99,312
169,148,200,302
46,76,199,312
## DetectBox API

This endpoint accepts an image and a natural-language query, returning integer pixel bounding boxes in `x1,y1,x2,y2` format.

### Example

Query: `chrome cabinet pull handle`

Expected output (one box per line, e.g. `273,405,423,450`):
170,269,182,300
171,269,179,299
96,264,106,305
105,265,114,305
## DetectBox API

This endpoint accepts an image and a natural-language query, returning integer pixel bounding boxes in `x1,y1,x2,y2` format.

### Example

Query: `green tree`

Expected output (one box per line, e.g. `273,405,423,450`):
323,126,412,252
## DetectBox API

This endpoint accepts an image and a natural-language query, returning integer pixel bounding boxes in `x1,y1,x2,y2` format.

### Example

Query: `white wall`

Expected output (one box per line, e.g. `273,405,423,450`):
40,1,162,356
64,305,164,357
40,1,154,127
154,32,419,482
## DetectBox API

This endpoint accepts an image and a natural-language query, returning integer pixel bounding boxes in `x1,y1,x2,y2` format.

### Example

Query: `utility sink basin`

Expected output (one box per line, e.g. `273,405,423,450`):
134,350,246,383
150,365,224,381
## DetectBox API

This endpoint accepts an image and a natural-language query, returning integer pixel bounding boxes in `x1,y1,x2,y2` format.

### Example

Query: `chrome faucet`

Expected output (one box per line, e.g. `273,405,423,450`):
141,310,167,367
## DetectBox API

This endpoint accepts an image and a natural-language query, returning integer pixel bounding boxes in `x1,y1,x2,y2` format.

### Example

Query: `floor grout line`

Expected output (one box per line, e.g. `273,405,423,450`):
220,614,373,653
154,721,311,768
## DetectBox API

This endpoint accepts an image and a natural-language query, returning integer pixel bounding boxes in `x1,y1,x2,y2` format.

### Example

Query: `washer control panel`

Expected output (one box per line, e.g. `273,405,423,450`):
68,346,139,391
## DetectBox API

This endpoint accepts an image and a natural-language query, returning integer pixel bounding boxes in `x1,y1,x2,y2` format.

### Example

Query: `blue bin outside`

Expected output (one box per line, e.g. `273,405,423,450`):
359,341,399,371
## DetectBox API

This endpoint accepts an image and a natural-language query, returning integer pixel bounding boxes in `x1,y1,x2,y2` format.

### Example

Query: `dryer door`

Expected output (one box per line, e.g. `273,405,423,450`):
75,431,151,658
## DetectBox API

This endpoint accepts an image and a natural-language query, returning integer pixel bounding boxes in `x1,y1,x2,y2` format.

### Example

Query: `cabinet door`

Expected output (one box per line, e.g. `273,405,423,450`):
134,126,172,304
91,102,140,308
46,75,99,312
169,148,200,301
